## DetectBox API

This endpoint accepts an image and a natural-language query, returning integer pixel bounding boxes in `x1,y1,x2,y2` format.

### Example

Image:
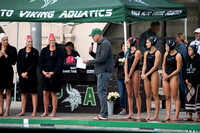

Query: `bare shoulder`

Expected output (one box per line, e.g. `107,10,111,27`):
176,53,182,59
144,51,148,57
163,52,168,57
155,50,161,56
136,49,141,55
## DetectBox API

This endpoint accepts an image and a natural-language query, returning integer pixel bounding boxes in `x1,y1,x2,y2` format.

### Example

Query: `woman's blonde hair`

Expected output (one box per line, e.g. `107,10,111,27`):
177,33,188,45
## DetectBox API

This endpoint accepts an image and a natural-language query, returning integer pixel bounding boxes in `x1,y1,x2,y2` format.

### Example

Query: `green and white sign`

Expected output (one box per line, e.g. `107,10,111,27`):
0,0,186,23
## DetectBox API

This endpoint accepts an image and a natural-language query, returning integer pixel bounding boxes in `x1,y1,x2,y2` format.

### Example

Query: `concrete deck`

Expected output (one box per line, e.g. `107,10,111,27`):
0,101,200,132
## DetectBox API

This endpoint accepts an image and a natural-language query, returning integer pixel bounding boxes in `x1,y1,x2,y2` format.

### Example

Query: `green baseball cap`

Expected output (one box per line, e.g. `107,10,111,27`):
88,28,103,37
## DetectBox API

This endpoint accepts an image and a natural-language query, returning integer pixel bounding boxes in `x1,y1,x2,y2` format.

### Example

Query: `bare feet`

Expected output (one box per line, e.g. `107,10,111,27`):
41,112,48,117
164,117,171,121
146,116,150,120
125,115,132,119
171,117,178,121
31,112,36,117
3,113,9,117
49,113,56,117
149,115,158,121
16,112,25,117
135,116,141,120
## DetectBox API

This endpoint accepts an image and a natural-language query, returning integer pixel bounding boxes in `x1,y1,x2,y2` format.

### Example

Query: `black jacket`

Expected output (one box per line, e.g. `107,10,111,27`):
39,44,64,74
89,38,113,74
0,43,17,89
17,47,39,76
17,47,39,92
39,44,65,92
182,54,200,86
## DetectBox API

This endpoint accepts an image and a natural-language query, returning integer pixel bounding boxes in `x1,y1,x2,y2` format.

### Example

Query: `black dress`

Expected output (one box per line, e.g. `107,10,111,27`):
39,44,64,92
17,47,39,93
0,43,17,89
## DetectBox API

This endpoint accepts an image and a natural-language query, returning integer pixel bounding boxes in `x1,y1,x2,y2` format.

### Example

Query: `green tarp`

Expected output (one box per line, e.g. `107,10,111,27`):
0,0,187,23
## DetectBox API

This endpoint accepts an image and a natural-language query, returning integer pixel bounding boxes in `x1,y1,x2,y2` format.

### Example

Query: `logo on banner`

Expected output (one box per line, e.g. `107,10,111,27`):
83,87,96,106
30,0,58,8
62,84,82,111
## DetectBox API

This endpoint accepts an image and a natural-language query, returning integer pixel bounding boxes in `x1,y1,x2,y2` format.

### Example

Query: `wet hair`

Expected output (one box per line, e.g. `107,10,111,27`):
167,40,176,51
151,21,160,27
65,41,74,49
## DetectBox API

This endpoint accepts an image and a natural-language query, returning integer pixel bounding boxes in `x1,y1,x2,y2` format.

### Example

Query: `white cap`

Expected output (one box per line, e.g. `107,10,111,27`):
194,28,200,33
0,33,8,43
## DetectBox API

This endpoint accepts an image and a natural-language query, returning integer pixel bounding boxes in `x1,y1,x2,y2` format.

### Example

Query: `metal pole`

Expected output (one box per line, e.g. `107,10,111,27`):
123,21,127,52
14,22,19,105
30,22,42,53
184,18,187,40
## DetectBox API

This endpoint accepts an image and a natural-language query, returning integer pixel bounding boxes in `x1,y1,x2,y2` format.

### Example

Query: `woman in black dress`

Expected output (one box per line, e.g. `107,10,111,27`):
0,33,17,116
39,33,64,117
16,35,39,117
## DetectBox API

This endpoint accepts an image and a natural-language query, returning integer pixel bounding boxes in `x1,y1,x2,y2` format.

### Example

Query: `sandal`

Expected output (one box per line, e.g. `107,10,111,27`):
184,118,193,121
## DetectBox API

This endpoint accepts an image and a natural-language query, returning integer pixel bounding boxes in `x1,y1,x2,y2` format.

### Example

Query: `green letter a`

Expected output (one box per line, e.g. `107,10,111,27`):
83,87,96,106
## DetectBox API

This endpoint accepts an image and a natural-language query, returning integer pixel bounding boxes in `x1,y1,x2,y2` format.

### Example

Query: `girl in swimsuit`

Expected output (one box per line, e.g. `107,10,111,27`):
162,40,182,121
124,37,142,120
141,36,161,120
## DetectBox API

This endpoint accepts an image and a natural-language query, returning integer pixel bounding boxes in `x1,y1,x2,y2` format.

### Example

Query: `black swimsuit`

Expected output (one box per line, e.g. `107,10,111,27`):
145,50,158,81
165,53,177,75
127,50,140,77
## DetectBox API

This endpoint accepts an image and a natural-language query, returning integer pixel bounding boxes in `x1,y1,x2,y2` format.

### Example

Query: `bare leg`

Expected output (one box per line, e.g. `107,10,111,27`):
49,92,57,117
3,89,11,116
31,93,38,117
16,93,27,116
162,80,171,121
125,79,133,119
133,71,141,119
170,76,180,121
0,90,4,115
144,78,152,120
149,72,160,120
41,90,49,117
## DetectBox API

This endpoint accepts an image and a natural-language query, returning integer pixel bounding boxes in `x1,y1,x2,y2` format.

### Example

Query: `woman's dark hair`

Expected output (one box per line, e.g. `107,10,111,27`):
65,41,74,49
120,41,124,49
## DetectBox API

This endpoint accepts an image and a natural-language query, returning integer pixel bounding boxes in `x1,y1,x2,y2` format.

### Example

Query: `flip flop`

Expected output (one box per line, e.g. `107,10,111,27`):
184,118,193,121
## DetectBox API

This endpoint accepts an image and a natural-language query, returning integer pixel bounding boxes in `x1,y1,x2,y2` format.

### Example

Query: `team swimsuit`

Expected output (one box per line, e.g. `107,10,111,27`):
127,50,140,77
165,52,178,82
145,50,158,81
